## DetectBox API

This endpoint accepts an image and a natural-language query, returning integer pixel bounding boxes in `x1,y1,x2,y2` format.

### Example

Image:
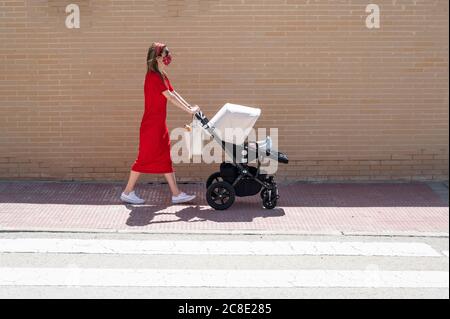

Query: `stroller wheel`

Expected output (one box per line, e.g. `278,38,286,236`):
262,198,277,209
206,172,223,189
260,188,267,200
261,188,278,209
206,181,235,210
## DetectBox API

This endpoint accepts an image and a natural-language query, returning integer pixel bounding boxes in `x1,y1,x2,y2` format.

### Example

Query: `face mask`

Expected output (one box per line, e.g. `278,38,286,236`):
162,53,172,66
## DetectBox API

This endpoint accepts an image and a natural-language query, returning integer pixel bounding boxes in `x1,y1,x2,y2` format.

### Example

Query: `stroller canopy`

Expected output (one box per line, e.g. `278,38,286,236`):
208,103,261,144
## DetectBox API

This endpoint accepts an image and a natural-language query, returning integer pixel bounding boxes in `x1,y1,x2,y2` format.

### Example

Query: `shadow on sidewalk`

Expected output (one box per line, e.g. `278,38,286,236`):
125,203,286,226
0,181,447,208
0,181,447,233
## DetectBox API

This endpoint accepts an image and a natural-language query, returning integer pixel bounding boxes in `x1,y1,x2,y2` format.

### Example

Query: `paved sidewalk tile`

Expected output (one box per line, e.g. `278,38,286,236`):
0,181,448,235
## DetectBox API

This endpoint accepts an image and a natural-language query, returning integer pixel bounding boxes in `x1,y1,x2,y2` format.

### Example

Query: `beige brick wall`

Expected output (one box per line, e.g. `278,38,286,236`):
0,0,448,183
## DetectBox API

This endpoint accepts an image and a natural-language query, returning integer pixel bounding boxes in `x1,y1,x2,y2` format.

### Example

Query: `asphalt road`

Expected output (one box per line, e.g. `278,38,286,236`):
0,232,448,299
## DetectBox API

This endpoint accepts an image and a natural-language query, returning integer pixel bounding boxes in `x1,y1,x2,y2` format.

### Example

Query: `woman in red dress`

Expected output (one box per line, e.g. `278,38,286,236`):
121,42,200,205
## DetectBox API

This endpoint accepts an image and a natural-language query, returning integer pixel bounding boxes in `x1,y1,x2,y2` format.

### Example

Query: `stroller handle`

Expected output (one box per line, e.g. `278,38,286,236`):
194,111,209,126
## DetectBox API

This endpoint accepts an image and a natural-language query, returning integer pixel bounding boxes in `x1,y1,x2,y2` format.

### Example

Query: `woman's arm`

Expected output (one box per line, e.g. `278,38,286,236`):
173,91,200,114
172,91,191,108
163,90,198,114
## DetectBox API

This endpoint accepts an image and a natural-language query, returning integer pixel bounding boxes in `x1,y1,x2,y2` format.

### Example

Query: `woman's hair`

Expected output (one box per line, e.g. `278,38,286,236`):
146,42,169,80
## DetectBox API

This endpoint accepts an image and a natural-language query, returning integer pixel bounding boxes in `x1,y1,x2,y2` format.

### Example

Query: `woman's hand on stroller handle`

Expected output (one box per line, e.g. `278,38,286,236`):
189,104,200,114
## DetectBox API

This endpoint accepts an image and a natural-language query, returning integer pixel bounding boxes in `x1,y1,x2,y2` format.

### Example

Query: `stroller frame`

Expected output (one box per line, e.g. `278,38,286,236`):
194,111,289,210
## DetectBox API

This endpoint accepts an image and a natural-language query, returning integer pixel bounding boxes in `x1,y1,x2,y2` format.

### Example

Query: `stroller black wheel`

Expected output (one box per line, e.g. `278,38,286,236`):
261,188,278,209
262,198,277,209
260,188,274,200
206,181,235,210
206,172,223,189
260,188,267,200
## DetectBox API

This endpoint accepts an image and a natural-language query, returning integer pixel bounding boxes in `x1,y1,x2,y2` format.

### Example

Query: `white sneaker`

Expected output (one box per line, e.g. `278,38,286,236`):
120,190,145,204
172,192,196,204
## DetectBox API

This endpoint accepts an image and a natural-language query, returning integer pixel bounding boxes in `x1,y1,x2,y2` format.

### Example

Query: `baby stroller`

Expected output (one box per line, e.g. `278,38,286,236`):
193,103,289,210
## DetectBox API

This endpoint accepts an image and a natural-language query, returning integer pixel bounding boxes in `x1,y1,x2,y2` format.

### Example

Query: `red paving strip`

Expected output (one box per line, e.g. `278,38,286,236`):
0,181,448,235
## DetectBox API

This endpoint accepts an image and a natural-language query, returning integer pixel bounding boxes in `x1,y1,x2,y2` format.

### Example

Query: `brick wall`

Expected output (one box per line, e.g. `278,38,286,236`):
0,0,448,183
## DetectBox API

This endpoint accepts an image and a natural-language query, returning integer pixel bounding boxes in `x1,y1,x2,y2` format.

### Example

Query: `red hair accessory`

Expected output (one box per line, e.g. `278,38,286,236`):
154,42,166,57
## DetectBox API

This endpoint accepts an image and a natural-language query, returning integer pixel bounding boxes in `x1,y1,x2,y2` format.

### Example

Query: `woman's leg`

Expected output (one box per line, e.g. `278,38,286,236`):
123,170,141,194
164,172,181,196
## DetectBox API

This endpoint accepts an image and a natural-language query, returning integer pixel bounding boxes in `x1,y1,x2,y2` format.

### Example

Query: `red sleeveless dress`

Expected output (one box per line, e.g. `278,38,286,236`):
131,71,174,174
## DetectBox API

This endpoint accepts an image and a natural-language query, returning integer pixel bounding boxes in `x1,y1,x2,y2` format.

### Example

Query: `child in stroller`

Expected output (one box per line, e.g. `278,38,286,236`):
192,103,289,210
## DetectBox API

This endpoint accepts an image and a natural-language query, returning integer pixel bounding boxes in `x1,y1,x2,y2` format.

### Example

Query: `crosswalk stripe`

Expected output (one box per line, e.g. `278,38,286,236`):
0,239,442,257
0,268,447,288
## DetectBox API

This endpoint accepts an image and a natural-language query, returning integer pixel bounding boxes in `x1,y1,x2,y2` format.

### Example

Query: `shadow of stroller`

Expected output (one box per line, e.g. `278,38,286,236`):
125,203,285,227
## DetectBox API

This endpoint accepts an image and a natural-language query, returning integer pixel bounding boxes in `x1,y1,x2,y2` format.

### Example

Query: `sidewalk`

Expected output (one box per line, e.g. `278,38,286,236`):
0,180,448,236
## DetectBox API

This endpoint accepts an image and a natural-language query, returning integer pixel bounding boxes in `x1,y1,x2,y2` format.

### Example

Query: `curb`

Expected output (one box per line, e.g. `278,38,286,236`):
0,227,448,238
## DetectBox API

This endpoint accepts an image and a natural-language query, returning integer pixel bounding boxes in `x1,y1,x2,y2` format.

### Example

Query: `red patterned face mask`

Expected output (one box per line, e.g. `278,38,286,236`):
162,53,172,66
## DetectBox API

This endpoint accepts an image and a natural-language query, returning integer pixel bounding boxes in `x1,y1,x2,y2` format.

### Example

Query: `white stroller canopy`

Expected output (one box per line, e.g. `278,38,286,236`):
208,103,261,144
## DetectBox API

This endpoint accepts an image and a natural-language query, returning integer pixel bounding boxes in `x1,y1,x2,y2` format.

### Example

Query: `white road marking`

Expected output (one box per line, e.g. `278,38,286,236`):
0,239,442,257
0,268,447,288
442,250,449,257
